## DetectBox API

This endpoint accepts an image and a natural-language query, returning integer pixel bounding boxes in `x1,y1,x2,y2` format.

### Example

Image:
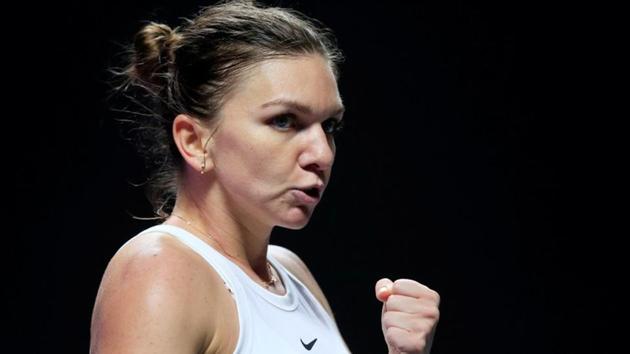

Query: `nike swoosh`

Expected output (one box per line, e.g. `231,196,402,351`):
301,338,318,350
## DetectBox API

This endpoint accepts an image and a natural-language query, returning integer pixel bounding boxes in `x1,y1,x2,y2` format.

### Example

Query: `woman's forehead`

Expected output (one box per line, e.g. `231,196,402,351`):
228,56,343,114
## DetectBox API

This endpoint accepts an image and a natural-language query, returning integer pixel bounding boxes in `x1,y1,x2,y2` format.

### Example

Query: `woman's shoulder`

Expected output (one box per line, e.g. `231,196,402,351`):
100,230,223,299
90,231,230,353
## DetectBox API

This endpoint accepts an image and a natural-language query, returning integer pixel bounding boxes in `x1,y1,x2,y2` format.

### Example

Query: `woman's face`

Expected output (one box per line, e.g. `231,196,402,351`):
208,55,344,229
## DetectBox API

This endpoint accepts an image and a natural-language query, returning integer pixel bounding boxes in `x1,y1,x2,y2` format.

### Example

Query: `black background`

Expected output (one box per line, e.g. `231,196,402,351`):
8,1,617,353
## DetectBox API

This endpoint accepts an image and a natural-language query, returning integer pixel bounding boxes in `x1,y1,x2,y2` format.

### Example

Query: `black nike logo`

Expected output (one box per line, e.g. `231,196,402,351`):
301,338,317,350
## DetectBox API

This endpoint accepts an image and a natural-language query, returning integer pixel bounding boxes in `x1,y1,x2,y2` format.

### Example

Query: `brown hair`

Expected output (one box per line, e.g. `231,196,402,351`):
112,0,343,216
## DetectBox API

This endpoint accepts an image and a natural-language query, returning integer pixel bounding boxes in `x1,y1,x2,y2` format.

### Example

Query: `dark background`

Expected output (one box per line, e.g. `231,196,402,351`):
9,1,617,353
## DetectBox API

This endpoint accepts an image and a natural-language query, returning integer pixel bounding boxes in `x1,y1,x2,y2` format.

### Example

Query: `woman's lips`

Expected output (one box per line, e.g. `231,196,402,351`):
291,189,320,204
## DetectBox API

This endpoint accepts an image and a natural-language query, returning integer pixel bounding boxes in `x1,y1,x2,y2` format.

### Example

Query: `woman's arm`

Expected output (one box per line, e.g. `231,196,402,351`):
90,234,219,354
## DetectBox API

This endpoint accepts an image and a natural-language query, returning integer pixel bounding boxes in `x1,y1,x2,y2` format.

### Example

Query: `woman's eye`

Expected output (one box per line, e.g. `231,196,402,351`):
322,118,345,136
270,114,296,130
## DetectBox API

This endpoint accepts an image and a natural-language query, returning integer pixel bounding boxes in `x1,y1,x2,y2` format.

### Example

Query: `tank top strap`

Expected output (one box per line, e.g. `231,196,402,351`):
137,224,252,353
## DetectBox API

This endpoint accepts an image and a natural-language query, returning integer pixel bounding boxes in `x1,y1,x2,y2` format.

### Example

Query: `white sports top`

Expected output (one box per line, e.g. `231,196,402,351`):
137,224,351,354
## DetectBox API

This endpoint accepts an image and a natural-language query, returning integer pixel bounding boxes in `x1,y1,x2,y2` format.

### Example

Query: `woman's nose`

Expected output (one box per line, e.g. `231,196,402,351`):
298,124,335,172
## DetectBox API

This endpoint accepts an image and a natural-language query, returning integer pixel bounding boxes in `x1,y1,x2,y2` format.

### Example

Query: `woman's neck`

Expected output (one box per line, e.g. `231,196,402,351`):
167,184,273,280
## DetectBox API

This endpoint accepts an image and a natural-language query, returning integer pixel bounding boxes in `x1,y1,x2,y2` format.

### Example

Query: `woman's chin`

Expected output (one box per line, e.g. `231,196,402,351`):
277,206,313,229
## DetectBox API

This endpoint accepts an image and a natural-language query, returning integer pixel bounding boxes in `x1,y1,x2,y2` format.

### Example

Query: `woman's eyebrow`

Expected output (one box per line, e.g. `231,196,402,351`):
261,98,345,117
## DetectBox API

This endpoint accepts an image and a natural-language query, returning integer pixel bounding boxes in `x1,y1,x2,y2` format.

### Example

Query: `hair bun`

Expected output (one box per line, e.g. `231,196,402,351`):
131,22,181,88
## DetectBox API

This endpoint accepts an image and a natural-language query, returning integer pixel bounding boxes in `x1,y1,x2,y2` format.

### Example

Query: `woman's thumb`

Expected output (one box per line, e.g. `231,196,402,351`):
375,278,394,302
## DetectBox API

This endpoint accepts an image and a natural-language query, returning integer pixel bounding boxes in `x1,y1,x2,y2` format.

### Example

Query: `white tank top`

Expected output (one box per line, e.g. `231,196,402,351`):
137,224,351,354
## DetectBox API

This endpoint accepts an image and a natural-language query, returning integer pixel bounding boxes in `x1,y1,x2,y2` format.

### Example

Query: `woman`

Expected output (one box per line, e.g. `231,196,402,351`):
90,1,440,353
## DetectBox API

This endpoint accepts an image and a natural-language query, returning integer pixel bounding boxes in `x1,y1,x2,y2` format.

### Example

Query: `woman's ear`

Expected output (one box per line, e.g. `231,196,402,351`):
172,114,214,174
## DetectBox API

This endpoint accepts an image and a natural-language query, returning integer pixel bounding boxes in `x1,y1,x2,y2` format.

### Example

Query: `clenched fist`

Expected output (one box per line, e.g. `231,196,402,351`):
375,278,440,354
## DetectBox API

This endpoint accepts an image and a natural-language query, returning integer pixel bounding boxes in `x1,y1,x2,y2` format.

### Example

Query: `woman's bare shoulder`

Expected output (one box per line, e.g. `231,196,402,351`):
90,231,227,354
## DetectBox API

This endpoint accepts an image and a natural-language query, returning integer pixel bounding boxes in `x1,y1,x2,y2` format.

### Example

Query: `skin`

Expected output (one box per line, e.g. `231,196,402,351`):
90,54,440,353
167,54,345,280
376,279,441,354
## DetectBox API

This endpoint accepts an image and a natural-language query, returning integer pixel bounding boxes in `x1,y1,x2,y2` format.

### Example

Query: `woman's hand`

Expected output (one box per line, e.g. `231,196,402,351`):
375,278,440,354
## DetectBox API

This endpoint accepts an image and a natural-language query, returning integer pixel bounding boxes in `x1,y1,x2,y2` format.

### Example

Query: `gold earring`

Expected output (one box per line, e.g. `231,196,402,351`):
200,150,207,175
